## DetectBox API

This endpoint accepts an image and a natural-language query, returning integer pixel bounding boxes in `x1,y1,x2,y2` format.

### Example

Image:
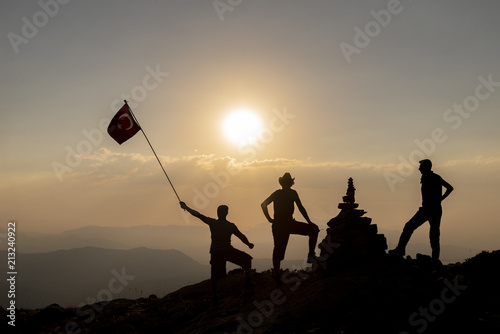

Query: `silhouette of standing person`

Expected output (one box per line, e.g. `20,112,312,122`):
261,172,320,284
389,159,453,263
180,202,255,305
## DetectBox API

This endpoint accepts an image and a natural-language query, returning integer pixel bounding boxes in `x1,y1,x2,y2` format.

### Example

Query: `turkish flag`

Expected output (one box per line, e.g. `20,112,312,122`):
107,104,141,144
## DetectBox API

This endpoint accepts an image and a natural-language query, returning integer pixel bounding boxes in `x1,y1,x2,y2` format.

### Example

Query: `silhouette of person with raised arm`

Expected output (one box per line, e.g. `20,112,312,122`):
389,159,454,263
180,202,255,305
261,172,320,284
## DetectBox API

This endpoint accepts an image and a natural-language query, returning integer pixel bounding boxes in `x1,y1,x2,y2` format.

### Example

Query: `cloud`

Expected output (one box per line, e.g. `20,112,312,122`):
4,149,500,246
440,156,500,167
79,148,500,181
81,148,154,165
61,149,500,190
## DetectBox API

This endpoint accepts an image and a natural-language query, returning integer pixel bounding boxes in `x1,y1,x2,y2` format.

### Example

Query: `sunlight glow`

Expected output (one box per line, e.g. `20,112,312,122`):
223,108,263,146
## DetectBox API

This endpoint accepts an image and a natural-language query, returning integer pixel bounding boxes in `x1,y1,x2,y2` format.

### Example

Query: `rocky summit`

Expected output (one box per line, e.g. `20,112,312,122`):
2,180,499,333
1,249,499,334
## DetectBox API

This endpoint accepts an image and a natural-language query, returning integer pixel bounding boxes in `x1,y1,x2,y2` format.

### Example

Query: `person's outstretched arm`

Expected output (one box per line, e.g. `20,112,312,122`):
441,179,454,202
234,228,254,249
180,202,209,224
261,194,274,224
293,191,314,225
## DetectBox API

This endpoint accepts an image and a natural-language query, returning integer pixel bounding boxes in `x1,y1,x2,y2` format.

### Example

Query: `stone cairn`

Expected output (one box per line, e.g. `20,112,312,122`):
319,178,387,270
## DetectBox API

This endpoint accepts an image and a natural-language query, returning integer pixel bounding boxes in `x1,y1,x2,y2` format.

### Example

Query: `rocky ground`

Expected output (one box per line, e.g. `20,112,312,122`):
2,250,500,334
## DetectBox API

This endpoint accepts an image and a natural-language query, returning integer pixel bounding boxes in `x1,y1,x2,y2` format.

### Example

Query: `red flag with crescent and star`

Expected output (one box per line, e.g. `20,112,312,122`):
107,103,141,144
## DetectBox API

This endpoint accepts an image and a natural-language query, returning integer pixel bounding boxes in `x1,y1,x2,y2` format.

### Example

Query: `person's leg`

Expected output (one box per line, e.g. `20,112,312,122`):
308,224,320,258
287,220,320,260
273,258,280,277
272,223,289,283
394,208,428,255
428,207,442,261
226,248,254,288
210,252,226,305
225,248,252,276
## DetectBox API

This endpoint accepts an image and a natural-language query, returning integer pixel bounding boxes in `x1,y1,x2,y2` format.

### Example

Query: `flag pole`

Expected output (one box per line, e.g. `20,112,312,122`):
124,100,182,202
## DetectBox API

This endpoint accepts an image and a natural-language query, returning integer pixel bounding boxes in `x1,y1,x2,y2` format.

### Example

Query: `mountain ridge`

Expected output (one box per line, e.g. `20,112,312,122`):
7,224,481,264
4,250,500,333
0,247,209,310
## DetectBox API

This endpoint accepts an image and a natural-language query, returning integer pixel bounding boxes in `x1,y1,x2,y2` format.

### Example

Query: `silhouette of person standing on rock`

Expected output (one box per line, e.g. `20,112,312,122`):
261,172,320,284
180,202,255,305
389,159,453,264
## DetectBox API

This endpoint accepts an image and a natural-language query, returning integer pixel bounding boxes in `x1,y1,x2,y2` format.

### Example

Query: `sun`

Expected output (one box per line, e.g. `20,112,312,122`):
223,108,263,146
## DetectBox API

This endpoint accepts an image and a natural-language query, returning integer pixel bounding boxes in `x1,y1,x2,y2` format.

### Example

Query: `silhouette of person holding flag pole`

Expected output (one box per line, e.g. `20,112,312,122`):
108,101,255,305
180,202,255,305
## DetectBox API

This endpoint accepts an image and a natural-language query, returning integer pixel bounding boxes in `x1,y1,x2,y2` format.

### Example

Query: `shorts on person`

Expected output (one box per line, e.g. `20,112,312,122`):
272,219,319,261
210,246,253,280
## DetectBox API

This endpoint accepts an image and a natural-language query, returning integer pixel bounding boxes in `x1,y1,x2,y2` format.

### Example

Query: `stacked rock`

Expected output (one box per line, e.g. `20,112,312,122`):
319,178,387,269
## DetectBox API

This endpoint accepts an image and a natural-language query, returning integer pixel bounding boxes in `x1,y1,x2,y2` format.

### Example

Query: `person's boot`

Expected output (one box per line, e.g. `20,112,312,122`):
388,247,405,257
431,258,443,268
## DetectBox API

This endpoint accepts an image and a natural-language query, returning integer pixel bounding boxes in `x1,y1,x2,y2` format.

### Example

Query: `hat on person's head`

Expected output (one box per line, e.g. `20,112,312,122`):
419,159,432,169
279,172,295,186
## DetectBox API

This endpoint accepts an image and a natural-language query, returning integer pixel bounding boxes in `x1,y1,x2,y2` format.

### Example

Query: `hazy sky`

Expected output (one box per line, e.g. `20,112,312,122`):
1,0,499,251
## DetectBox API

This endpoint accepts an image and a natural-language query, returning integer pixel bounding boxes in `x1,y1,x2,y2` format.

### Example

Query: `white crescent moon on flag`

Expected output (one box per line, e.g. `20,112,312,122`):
118,114,134,130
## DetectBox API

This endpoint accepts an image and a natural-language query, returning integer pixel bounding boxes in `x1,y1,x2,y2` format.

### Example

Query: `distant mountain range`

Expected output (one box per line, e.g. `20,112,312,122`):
2,224,481,264
0,243,305,310
0,247,209,309
8,225,211,263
